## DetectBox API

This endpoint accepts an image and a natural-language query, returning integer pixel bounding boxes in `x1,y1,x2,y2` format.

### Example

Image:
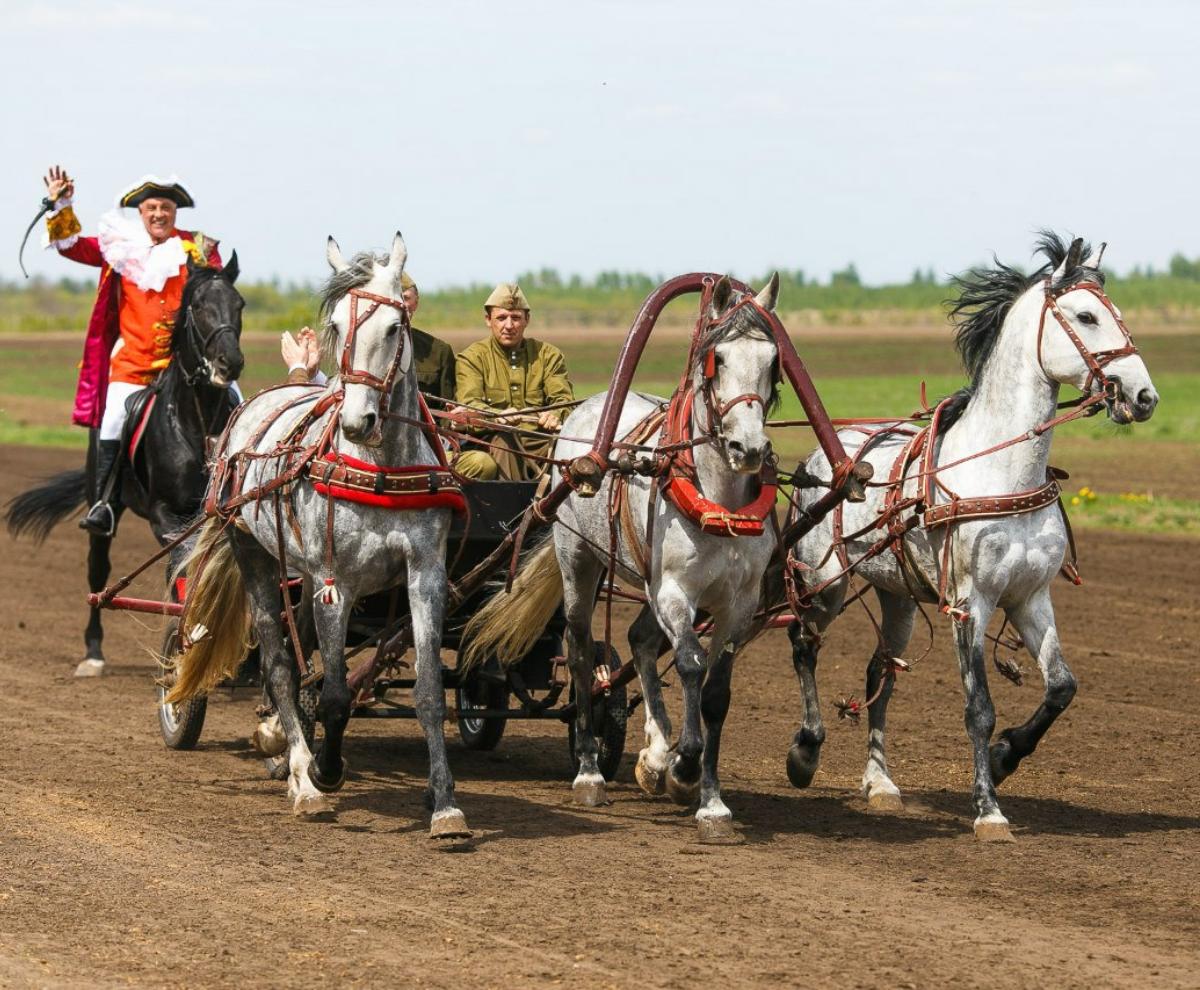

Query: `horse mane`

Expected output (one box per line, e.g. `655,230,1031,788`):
939,230,1104,430
693,291,783,414
318,251,394,365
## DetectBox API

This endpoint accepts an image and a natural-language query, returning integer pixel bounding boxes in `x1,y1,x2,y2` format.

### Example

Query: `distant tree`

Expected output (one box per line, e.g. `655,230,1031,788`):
1167,253,1200,281
830,263,860,287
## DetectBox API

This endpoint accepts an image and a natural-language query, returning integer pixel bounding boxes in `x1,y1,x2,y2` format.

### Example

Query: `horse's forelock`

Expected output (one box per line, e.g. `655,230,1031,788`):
317,250,396,365
694,297,783,414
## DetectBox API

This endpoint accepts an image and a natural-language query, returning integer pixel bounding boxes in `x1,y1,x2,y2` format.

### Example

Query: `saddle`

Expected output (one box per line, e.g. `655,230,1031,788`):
121,383,160,471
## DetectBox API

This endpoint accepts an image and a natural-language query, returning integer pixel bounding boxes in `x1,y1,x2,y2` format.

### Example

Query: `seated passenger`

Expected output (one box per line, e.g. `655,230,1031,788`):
453,283,574,481
281,272,455,398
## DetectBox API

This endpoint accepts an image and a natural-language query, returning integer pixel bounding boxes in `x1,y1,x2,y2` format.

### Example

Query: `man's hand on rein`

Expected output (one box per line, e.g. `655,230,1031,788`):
535,409,561,431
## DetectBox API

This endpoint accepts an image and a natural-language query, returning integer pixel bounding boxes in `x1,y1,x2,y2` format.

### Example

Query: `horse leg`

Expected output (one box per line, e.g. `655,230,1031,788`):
989,589,1077,787
407,554,471,846
783,574,844,788
655,582,704,807
861,589,916,811
232,529,330,815
695,640,740,843
78,523,120,676
309,592,353,794
560,550,606,807
953,597,1013,841
629,604,671,796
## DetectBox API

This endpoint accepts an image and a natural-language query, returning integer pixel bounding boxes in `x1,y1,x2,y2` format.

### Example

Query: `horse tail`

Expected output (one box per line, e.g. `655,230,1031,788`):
4,468,88,543
461,538,563,670
165,517,251,703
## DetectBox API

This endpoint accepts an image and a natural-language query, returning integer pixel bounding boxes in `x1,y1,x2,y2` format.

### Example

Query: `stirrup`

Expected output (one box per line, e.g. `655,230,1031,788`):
79,501,116,537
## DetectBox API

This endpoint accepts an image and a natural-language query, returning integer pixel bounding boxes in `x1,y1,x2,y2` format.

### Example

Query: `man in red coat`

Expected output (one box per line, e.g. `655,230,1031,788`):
41,166,225,535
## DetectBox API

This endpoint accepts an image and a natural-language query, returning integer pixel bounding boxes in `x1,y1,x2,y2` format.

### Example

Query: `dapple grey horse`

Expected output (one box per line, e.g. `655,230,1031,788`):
784,234,1158,840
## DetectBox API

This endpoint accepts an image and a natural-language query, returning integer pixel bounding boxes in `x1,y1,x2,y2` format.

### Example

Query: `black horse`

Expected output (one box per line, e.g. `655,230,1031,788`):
5,256,245,680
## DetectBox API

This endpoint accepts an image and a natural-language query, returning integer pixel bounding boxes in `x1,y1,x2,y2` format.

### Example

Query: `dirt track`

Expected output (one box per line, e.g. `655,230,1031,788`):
1,444,1197,989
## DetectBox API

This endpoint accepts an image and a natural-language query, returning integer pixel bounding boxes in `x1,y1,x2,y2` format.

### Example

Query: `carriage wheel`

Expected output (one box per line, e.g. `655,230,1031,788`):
157,622,208,751
455,657,509,751
568,645,628,782
263,680,320,781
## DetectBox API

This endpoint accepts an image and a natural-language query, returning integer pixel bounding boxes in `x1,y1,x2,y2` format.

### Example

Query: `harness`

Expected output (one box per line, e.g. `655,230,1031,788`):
786,274,1136,621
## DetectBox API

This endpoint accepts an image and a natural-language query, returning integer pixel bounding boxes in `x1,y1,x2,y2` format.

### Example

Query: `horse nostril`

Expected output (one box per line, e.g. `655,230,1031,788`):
361,412,377,433
727,440,745,454
1136,388,1157,409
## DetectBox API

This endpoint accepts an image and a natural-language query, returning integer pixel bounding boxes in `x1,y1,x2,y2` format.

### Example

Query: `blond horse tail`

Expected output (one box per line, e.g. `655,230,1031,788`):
164,517,251,703
461,540,563,670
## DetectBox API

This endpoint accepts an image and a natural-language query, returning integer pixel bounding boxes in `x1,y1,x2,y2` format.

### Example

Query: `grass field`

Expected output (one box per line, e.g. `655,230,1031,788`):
2,326,1196,535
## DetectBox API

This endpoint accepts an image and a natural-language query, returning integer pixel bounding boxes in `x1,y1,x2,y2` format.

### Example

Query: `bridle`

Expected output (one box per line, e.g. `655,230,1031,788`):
1036,276,1139,405
179,274,242,388
695,294,776,450
334,286,411,418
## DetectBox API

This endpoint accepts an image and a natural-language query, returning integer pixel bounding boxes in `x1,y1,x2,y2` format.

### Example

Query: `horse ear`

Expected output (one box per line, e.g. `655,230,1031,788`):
755,271,780,312
709,275,733,318
386,231,407,274
1052,236,1085,281
224,251,240,283
1083,241,1107,269
326,236,349,273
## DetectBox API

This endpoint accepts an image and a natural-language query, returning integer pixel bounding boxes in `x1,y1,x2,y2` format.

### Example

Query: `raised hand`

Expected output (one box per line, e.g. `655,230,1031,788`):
43,165,75,202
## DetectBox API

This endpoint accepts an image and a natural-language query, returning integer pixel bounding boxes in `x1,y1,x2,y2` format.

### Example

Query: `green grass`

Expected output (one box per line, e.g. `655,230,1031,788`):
1064,489,1200,537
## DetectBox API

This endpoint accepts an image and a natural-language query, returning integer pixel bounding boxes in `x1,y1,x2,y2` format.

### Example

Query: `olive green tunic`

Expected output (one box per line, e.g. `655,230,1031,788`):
411,326,455,401
454,336,574,480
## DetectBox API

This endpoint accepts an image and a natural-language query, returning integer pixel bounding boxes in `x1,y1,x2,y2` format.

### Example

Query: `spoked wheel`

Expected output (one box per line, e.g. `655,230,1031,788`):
263,679,320,781
157,621,207,750
568,644,628,782
455,657,509,751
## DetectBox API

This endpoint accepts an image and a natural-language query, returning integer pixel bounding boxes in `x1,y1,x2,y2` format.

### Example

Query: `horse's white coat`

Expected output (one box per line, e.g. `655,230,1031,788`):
792,250,1158,833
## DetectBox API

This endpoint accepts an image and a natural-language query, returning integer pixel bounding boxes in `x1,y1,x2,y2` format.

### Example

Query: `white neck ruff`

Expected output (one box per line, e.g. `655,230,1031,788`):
97,209,186,292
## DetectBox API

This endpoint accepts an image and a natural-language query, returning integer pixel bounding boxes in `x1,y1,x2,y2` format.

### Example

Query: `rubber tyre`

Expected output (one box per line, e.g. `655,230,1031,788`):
263,681,320,781
157,622,208,751
455,659,509,751
568,645,628,782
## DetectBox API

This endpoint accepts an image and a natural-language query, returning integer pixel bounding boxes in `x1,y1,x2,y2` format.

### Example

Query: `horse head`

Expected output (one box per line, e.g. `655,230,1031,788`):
322,233,411,446
695,273,781,474
1036,238,1158,424
178,253,245,388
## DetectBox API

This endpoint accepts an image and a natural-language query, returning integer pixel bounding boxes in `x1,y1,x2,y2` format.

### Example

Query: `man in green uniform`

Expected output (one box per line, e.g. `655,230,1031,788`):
453,282,574,480
282,272,455,400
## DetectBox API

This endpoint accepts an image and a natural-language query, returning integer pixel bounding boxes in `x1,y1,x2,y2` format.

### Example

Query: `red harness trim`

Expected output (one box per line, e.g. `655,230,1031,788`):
311,451,467,514
128,392,157,463
658,389,777,538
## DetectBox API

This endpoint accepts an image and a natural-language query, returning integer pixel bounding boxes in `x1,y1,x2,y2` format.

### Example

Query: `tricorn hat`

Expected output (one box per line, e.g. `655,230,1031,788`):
484,282,529,312
117,174,195,209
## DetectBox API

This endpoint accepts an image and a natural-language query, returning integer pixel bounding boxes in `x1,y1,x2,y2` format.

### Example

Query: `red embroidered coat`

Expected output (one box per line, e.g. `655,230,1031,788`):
56,231,220,428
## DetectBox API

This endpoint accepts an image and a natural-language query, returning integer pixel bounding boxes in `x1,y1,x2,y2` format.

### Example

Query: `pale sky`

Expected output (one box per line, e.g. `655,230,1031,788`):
3,0,1197,288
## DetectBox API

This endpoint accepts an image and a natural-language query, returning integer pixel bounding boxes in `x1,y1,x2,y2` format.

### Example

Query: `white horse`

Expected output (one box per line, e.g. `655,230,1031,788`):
785,234,1158,840
167,234,472,846
465,275,781,843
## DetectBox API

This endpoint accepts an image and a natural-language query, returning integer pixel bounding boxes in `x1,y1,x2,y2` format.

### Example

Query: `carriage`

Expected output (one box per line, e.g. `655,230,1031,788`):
156,478,630,782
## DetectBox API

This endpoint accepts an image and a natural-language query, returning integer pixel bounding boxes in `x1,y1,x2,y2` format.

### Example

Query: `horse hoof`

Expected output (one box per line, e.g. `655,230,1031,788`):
974,820,1016,842
252,717,287,757
429,810,473,851
293,791,335,817
665,768,700,807
786,743,821,789
307,760,347,794
866,790,904,812
696,816,742,845
572,776,608,808
635,753,667,796
74,658,106,678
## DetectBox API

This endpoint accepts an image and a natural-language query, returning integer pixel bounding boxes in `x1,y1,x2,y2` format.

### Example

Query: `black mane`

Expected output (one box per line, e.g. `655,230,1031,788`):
938,231,1103,429
693,291,783,414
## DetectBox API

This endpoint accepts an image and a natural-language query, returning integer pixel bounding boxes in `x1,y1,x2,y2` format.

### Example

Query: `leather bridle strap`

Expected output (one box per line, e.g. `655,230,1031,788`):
339,287,411,416
1036,279,1139,397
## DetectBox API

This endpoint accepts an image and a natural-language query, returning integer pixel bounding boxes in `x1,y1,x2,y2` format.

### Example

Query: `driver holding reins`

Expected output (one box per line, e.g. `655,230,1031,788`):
39,166,228,535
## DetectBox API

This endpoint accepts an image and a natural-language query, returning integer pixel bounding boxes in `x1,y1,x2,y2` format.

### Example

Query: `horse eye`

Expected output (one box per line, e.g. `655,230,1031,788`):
1077,311,1097,326
386,322,401,337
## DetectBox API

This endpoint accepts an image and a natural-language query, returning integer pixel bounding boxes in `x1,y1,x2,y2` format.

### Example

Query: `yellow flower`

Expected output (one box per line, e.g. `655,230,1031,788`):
180,239,206,266
1070,496,1081,506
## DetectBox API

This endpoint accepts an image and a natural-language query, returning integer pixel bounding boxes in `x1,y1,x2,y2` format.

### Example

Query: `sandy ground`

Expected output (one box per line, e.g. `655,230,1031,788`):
1,444,1197,989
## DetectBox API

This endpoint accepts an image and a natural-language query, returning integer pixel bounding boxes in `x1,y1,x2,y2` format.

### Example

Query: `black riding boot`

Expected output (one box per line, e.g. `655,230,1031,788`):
80,439,121,536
